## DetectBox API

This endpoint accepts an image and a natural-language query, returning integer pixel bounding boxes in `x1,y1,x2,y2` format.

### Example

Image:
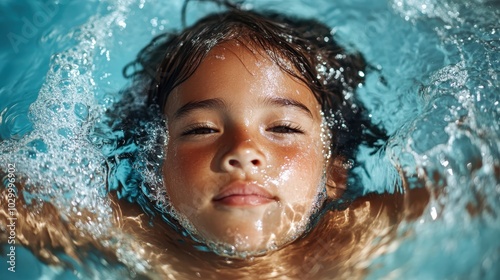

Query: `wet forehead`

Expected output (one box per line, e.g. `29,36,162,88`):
165,41,321,119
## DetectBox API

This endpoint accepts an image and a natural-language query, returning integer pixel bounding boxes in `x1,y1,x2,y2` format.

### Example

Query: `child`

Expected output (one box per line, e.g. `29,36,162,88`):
1,2,429,279
112,3,428,278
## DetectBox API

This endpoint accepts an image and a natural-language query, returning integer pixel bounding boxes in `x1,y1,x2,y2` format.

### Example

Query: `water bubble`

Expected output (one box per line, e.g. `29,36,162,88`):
58,127,74,138
79,65,89,75
51,62,61,73
27,138,48,153
60,64,76,79
343,159,354,169
76,86,86,94
74,103,89,121
48,102,62,114
59,79,75,95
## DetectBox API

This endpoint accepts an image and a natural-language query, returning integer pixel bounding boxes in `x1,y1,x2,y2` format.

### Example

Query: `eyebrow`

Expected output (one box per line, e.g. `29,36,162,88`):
262,96,314,118
172,96,314,120
173,98,226,120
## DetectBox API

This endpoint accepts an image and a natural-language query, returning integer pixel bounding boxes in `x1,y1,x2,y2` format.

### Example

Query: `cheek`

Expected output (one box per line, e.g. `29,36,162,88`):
163,143,214,203
166,145,206,176
273,142,325,203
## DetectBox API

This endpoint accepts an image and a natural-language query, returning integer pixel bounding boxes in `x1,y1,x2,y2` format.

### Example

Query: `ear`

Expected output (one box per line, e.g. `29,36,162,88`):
325,156,348,200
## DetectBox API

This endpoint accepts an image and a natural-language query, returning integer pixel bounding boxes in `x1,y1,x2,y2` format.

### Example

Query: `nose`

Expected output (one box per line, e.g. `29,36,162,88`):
221,137,266,173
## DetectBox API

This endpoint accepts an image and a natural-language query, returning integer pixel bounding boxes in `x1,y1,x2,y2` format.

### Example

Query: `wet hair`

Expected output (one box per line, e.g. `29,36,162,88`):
123,3,386,165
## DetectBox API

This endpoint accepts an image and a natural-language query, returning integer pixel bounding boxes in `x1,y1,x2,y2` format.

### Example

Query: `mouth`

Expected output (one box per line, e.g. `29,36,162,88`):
213,181,276,207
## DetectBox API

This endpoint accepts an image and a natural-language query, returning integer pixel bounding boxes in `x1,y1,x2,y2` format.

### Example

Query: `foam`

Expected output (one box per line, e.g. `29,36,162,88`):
0,0,153,275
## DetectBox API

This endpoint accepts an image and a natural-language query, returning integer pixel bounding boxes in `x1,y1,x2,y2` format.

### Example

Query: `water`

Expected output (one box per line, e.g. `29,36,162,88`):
1,0,499,279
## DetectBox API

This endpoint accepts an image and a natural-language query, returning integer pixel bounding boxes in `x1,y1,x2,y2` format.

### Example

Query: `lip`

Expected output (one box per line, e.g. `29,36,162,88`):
213,181,276,207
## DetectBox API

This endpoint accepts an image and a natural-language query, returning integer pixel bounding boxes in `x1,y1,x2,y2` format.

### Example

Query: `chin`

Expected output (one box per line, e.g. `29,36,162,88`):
203,222,311,259
196,211,312,258
171,201,318,258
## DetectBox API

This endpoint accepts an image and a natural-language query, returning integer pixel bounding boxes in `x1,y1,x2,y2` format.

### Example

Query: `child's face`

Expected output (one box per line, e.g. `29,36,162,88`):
162,41,328,254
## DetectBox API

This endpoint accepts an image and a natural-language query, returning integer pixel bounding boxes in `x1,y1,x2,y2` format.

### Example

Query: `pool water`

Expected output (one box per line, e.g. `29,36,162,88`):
1,0,499,279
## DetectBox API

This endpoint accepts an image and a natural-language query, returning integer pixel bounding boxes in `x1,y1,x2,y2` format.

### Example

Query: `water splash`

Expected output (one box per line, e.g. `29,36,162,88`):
368,0,500,278
0,0,154,277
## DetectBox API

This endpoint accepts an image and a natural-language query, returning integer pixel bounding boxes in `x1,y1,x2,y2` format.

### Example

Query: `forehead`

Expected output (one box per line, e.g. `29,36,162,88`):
165,40,320,117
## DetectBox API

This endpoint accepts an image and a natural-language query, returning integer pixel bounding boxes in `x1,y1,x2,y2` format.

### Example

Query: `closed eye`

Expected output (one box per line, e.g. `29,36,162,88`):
181,124,219,136
268,123,304,134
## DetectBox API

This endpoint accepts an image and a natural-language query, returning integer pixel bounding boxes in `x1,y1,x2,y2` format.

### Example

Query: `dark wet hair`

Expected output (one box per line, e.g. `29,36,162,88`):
124,4,384,163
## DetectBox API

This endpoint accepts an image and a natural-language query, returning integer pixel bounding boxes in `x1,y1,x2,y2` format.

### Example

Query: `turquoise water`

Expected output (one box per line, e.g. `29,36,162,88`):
1,0,499,279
